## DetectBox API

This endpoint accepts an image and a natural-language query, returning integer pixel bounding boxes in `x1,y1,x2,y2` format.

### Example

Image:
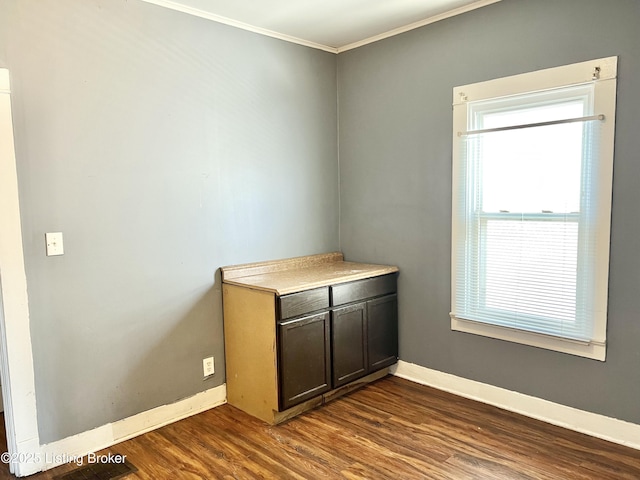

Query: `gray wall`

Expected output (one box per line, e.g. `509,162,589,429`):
338,0,640,423
0,0,338,443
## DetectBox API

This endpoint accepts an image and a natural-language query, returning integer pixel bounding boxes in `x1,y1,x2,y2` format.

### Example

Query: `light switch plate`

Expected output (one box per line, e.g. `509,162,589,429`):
45,232,64,256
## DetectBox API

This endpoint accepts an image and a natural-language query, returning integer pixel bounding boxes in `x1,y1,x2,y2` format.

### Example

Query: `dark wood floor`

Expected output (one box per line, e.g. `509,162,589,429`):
2,376,640,479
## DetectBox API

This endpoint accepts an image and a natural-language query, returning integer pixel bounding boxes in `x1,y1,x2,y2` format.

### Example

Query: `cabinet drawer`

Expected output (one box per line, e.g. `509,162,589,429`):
331,273,397,306
279,287,329,319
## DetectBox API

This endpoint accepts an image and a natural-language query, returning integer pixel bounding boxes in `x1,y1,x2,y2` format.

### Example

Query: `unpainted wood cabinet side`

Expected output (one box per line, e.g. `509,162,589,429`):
223,284,278,423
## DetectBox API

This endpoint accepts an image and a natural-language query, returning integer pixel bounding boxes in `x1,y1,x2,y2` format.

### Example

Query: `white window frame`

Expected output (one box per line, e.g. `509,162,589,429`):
450,57,617,361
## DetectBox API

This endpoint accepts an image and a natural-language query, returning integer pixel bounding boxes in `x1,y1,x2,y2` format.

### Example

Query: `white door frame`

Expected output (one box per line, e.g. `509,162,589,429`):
0,68,41,477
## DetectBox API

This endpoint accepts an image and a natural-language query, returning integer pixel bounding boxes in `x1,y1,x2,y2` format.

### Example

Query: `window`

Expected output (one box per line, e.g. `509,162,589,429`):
450,57,617,361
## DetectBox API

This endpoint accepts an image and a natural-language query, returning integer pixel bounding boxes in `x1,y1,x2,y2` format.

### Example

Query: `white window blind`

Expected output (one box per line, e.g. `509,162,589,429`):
450,57,617,360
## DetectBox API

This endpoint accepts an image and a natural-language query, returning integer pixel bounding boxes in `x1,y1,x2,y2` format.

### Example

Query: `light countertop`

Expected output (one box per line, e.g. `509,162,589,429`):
221,252,398,295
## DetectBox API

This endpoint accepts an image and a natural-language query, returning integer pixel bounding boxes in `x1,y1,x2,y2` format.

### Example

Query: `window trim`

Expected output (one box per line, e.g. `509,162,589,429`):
450,57,617,361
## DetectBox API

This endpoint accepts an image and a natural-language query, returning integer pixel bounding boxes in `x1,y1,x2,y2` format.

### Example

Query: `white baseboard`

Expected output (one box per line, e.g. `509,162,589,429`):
391,361,640,450
35,384,227,473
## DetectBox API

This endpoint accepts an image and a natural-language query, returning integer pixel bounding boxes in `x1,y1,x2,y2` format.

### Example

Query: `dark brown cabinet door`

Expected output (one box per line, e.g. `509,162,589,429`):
332,302,368,388
278,312,331,410
367,294,398,371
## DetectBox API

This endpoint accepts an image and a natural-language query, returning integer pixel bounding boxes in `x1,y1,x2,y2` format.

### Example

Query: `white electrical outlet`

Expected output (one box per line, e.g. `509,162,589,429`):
203,356,215,377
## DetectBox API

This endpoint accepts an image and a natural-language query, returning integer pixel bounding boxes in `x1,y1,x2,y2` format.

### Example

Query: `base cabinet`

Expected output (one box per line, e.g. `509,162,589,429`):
278,274,399,409
222,255,398,424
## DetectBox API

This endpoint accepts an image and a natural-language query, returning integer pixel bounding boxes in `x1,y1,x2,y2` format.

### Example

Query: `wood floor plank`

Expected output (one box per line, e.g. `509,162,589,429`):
2,376,640,479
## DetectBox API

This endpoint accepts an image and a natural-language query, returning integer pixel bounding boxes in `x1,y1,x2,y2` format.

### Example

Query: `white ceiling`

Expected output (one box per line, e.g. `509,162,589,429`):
142,0,501,53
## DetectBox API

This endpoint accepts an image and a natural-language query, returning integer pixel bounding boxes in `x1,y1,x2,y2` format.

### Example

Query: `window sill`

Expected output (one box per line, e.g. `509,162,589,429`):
450,314,606,361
